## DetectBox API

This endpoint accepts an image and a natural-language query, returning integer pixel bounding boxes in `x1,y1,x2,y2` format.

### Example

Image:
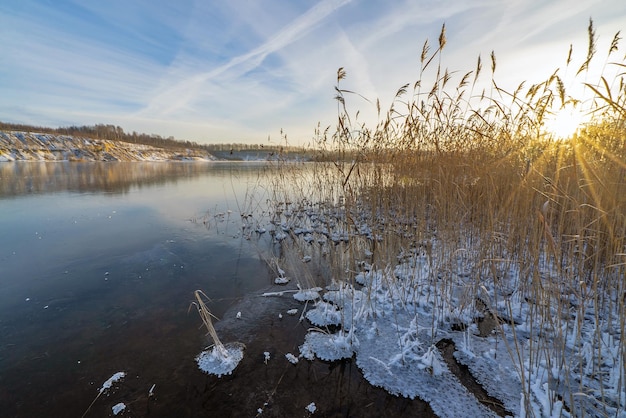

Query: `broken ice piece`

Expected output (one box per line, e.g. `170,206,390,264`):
196,343,245,377
112,402,126,415
274,277,290,285
99,372,126,395
285,353,299,364
293,287,322,302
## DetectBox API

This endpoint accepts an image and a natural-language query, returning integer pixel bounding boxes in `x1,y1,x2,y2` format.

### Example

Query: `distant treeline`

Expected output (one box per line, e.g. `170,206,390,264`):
0,121,205,150
0,121,365,163
0,121,317,157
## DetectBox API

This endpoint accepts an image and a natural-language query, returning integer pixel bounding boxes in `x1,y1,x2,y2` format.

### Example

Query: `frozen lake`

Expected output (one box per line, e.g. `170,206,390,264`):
0,161,435,417
0,162,276,416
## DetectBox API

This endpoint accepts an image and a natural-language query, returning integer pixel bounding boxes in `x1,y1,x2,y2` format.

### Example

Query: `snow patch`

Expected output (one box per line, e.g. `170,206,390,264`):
285,353,299,364
274,277,290,285
293,286,322,302
196,343,245,377
305,301,342,327
99,372,126,395
300,330,358,362
112,402,126,415
305,402,317,413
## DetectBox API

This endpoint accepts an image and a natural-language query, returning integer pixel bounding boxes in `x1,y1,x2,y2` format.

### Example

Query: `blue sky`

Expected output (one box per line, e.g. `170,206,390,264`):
1,0,625,144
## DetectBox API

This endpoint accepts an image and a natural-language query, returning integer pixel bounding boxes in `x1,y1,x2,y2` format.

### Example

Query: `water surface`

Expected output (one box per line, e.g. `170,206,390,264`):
0,161,433,417
0,162,275,416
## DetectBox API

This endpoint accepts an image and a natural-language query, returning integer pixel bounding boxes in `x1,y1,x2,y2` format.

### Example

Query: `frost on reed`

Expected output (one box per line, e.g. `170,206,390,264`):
264,22,626,418
191,290,245,377
81,371,126,417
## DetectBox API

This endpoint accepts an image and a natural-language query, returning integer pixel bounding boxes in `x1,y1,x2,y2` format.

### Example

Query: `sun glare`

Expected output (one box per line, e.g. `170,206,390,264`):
543,106,587,139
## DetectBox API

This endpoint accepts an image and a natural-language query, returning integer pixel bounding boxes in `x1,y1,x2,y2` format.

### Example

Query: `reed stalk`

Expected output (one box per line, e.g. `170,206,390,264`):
264,21,625,416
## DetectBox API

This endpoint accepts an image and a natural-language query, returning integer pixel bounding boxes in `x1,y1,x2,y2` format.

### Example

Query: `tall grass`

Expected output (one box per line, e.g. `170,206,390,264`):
266,20,626,416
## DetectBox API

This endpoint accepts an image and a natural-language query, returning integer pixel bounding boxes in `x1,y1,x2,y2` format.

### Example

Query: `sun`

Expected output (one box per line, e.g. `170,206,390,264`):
543,106,587,139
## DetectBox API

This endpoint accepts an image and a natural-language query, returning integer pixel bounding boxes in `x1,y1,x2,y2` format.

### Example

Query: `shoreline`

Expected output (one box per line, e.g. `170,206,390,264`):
0,130,215,162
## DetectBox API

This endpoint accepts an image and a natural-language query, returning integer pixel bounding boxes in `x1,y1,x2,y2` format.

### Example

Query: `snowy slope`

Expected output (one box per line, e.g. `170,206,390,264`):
0,131,215,162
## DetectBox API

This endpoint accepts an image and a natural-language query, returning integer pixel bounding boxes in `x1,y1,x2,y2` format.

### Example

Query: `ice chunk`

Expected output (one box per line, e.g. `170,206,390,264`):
301,330,358,361
286,353,299,364
306,301,342,327
99,372,125,395
299,341,315,361
196,343,245,377
112,402,126,415
293,287,322,302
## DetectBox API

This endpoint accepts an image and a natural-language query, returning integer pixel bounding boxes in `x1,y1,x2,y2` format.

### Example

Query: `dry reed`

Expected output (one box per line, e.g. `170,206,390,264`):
191,290,228,357
264,21,626,416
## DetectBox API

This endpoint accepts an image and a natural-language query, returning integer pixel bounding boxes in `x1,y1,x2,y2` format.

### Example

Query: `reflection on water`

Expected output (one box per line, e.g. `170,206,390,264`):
0,161,277,417
0,161,273,197
0,161,430,417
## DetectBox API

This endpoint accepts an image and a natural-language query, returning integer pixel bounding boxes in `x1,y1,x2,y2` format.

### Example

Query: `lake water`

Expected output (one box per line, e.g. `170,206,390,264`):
0,162,272,414
0,162,432,417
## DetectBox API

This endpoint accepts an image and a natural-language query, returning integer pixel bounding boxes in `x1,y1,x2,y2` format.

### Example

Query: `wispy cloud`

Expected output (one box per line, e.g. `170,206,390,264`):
1,0,624,143
141,0,352,117
0,1,167,116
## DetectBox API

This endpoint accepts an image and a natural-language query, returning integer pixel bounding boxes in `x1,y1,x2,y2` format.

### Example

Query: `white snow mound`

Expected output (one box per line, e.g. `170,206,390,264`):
196,343,245,377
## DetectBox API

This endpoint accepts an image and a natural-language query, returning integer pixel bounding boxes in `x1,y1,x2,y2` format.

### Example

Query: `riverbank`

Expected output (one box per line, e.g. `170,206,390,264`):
0,131,215,162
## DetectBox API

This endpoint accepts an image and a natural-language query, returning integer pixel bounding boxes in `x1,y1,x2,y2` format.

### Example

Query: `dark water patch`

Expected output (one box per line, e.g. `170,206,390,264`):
0,246,272,417
3,286,438,417
473,298,520,337
436,339,511,417
0,161,292,416
0,311,202,417
450,321,469,332
180,288,437,417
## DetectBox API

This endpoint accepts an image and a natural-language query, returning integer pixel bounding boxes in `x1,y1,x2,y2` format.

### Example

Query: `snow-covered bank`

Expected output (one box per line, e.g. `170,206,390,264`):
0,131,215,162
243,198,626,418
280,203,626,417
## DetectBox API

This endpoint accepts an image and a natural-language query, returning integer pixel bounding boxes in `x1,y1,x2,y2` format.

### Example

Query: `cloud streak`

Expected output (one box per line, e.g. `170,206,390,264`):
141,0,352,117
1,0,625,143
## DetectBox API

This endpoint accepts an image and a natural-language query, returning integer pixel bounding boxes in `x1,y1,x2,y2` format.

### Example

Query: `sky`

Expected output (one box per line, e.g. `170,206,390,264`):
1,0,625,145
